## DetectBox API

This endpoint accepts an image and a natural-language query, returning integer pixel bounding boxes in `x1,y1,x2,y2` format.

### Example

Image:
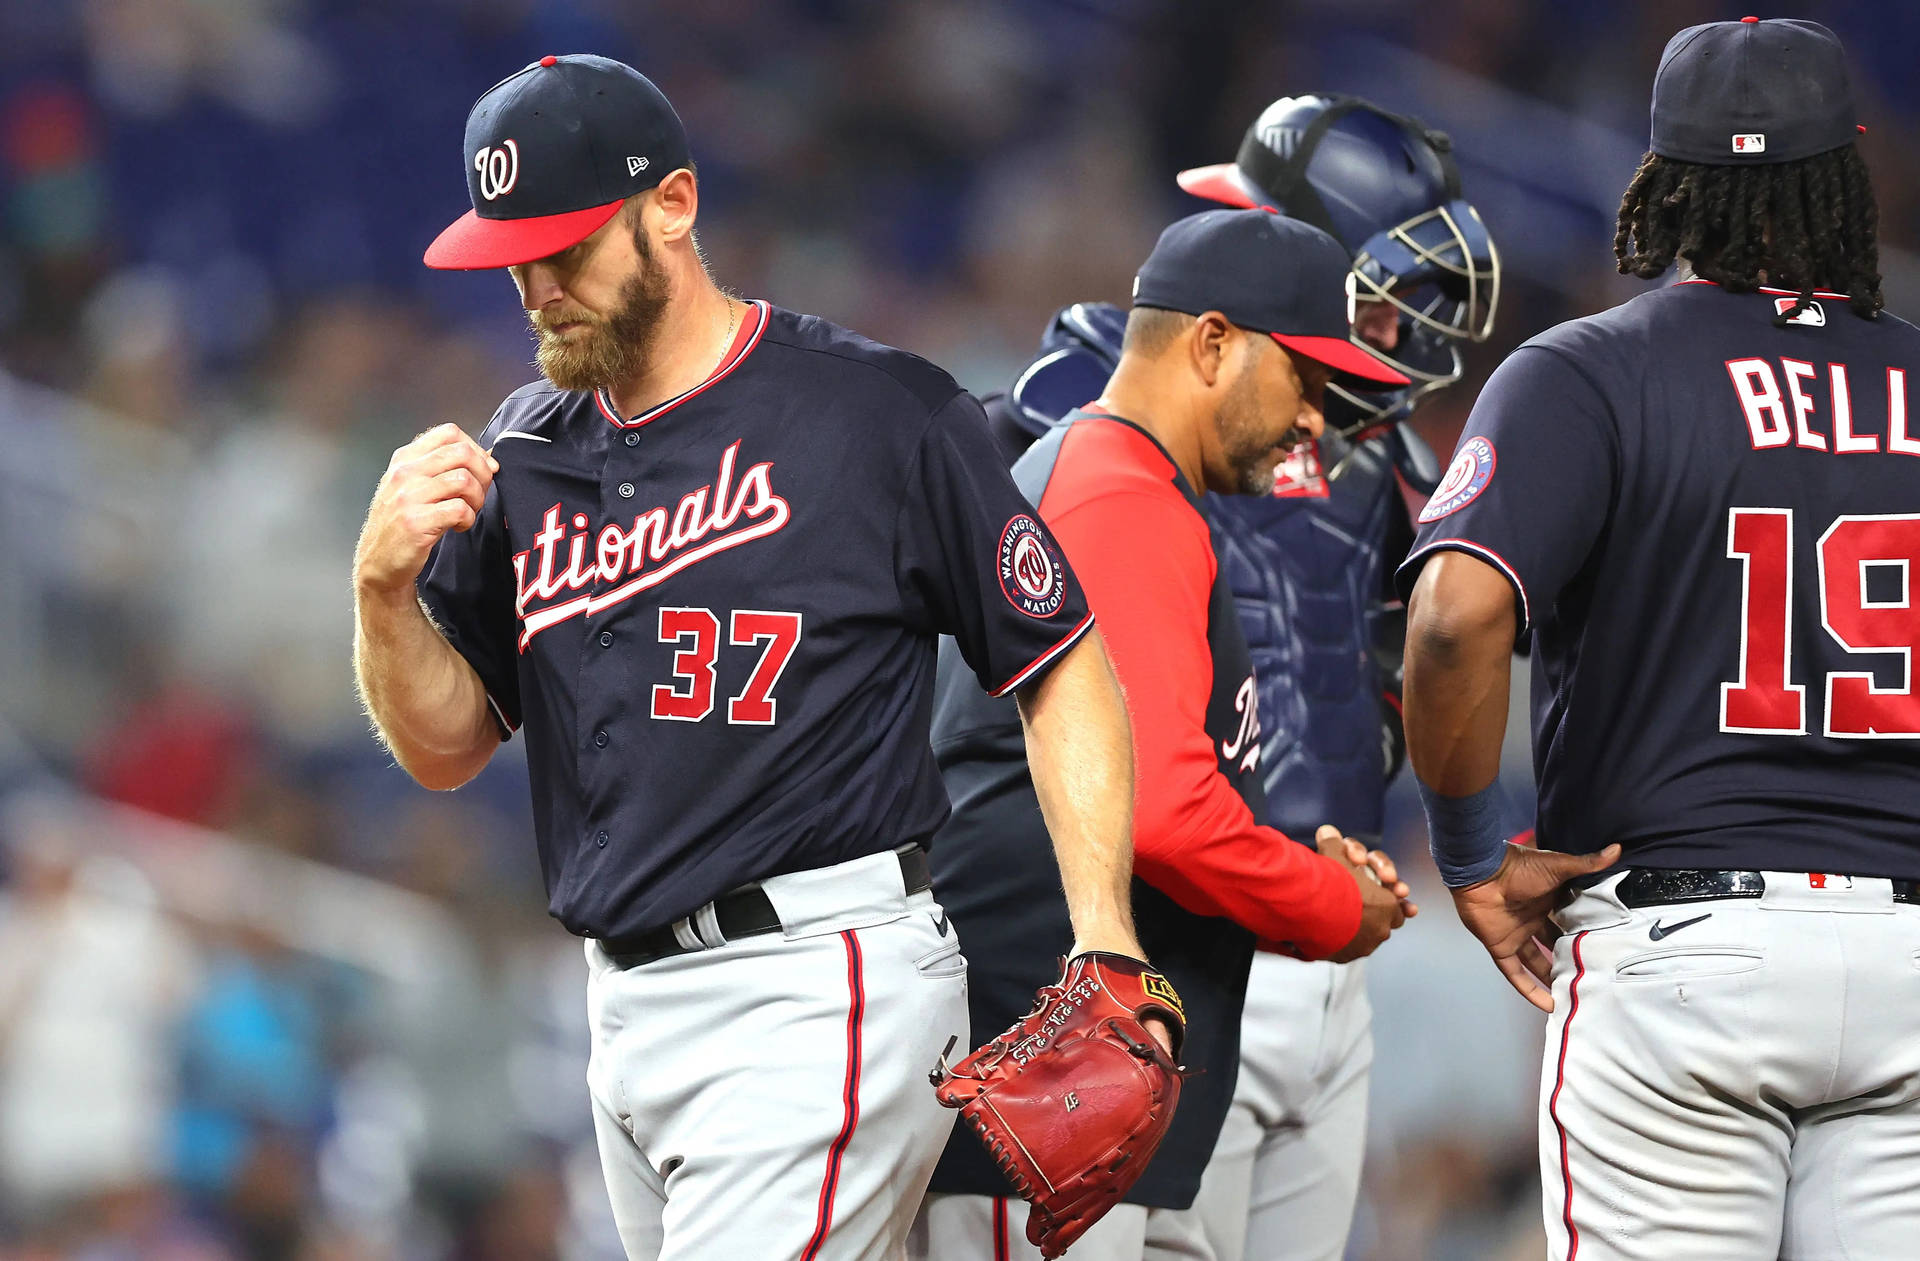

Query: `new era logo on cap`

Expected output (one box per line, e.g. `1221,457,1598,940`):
627,156,648,176
1732,133,1766,154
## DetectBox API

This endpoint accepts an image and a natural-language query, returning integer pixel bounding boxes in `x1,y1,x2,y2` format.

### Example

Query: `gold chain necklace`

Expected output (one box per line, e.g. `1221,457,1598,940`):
713,298,741,374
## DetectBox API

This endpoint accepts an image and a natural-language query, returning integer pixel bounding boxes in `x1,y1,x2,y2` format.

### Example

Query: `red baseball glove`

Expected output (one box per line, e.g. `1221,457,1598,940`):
929,952,1186,1257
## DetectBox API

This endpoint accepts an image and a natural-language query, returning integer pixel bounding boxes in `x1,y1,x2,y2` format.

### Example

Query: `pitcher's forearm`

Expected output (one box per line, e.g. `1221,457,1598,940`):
1017,630,1143,958
353,583,497,788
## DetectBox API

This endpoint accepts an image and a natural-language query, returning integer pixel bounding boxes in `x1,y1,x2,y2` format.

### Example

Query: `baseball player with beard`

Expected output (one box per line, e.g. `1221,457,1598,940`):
1401,19,1920,1259
919,209,1417,1261
351,55,1164,1260
980,96,1501,1261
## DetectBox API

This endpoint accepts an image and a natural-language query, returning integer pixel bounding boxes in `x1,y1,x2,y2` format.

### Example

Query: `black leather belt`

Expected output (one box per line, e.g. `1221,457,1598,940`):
597,847,932,968
1615,867,1920,908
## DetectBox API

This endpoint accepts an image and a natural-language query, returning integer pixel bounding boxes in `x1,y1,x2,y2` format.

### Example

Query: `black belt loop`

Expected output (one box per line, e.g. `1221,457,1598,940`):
1613,867,1920,909
598,846,931,969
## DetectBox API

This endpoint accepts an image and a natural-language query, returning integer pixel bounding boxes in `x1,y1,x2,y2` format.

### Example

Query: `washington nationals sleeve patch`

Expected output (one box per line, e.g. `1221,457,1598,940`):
1418,436,1497,523
998,514,1068,618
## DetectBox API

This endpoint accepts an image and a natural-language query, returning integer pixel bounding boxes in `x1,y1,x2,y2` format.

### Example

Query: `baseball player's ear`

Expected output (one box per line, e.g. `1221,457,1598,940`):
1190,312,1234,387
652,168,700,245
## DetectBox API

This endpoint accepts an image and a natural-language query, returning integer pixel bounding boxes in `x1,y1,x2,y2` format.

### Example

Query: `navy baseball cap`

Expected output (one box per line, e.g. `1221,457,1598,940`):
425,55,691,270
1652,17,1859,165
1132,210,1410,386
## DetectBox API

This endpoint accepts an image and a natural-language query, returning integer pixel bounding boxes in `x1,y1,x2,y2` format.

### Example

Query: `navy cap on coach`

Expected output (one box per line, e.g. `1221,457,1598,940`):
1132,209,1410,386
425,55,691,270
1652,17,1858,166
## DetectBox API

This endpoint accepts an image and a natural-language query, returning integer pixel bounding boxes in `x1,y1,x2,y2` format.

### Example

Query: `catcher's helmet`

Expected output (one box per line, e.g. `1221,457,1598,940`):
1178,94,1500,434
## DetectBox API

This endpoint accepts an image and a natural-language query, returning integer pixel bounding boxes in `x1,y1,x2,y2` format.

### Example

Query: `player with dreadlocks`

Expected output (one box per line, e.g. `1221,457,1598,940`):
1615,132,1881,322
1399,18,1920,1259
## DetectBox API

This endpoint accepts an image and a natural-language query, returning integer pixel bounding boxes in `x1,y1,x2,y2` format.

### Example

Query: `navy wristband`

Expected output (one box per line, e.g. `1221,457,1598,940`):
1414,775,1514,888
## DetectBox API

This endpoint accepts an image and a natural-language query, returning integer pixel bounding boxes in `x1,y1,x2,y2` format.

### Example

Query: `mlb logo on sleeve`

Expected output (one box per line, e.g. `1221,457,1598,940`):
1774,296,1826,327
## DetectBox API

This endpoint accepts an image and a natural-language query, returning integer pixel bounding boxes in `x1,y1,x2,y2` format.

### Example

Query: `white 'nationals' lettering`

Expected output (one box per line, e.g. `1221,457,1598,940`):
512,441,790,648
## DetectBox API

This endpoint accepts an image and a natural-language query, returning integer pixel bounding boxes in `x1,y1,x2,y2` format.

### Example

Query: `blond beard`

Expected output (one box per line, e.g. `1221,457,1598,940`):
528,236,672,392
534,313,633,392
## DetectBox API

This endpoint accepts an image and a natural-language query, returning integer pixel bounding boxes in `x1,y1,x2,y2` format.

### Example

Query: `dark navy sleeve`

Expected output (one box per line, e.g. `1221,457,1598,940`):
415,426,523,739
1396,346,1618,633
895,391,1095,696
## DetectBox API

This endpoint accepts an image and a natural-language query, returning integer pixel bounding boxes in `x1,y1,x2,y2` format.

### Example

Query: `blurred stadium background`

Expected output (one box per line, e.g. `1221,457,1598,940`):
0,1,1913,1258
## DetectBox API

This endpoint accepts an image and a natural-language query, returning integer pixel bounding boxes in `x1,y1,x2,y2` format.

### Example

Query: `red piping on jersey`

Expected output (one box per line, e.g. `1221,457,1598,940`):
801,929,865,1261
1673,278,1853,301
483,692,519,738
1404,539,1533,634
989,611,1096,698
1548,930,1590,1260
993,1197,1010,1261
595,300,768,429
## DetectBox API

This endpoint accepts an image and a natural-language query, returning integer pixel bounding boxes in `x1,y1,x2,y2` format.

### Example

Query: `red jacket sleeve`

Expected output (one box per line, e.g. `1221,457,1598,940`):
1046,491,1361,959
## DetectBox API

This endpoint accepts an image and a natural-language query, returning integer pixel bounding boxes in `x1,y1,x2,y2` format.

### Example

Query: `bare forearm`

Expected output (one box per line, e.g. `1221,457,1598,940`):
353,583,497,789
1016,629,1143,959
1403,555,1517,794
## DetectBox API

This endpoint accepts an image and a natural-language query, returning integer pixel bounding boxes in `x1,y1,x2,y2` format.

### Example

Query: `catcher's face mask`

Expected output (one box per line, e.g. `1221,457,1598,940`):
1330,197,1501,431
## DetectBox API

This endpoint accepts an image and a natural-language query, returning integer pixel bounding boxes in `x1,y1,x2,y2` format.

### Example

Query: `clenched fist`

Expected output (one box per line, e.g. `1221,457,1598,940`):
354,424,499,599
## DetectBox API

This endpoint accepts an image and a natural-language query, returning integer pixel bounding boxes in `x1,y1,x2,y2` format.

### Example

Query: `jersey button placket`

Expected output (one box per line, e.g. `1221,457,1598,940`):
599,631,614,647
624,432,640,447
618,481,636,499
594,730,609,747
595,830,609,848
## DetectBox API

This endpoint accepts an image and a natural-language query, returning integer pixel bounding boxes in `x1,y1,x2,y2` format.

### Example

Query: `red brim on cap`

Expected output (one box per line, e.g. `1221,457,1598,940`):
1175,164,1274,210
423,198,626,270
1272,333,1412,386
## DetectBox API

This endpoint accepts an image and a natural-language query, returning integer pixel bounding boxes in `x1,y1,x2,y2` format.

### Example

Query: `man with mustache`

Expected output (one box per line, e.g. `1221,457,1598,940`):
916,209,1416,1260
351,54,1161,1260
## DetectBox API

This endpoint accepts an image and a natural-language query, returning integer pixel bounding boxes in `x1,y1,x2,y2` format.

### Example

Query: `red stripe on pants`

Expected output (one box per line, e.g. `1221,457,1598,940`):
1548,930,1590,1259
800,930,866,1260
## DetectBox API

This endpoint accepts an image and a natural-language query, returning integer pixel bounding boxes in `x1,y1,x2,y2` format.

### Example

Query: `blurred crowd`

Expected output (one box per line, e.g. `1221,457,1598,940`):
0,1,1913,1258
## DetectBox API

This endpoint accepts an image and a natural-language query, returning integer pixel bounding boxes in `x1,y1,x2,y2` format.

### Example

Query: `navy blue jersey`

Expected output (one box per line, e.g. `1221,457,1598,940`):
418,303,1094,938
1399,280,1920,875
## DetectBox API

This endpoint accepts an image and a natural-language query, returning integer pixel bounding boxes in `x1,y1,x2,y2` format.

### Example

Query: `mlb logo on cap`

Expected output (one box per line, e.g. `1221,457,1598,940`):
1732,133,1766,154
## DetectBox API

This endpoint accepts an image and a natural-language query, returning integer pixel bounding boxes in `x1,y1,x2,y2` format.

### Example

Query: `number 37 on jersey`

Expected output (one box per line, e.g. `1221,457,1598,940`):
650,607,802,726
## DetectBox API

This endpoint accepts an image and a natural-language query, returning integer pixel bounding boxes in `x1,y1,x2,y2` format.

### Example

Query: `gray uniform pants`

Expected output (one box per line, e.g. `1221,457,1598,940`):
1543,870,1920,1260
586,850,967,1260
1182,953,1372,1261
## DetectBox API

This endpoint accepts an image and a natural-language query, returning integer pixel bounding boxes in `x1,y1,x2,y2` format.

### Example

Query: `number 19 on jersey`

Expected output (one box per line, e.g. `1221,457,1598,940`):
1722,508,1920,738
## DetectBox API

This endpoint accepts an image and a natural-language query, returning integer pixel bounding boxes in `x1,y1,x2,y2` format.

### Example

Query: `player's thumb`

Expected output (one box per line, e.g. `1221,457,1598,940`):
1565,843,1623,876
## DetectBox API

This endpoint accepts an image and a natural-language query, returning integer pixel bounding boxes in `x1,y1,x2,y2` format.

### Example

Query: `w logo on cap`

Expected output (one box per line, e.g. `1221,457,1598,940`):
474,139,520,200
